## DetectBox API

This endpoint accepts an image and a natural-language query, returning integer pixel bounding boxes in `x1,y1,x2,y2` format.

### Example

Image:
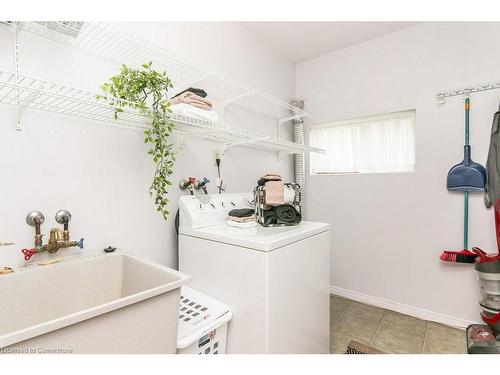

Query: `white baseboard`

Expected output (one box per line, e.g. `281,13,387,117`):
330,285,477,329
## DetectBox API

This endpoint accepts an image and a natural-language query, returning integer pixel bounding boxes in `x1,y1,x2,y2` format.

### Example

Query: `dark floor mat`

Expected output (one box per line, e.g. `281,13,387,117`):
345,340,385,354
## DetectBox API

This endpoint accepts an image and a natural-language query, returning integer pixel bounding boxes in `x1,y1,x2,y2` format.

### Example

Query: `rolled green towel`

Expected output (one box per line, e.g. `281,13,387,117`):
275,204,301,224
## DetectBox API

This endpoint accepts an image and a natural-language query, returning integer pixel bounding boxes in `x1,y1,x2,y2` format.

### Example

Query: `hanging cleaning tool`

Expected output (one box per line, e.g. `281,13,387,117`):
447,98,487,192
441,97,487,263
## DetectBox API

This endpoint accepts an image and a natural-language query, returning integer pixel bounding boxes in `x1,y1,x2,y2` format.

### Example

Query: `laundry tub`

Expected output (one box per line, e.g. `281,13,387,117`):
0,251,190,353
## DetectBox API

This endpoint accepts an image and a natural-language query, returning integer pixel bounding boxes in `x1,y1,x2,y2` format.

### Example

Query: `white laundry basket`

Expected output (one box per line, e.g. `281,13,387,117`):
177,286,232,354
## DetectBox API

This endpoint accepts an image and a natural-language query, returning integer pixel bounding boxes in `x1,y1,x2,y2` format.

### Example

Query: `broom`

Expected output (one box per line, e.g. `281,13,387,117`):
440,98,486,263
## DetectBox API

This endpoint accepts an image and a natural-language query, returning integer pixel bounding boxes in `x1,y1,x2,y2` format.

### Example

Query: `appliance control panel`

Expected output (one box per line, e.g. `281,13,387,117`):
179,193,254,229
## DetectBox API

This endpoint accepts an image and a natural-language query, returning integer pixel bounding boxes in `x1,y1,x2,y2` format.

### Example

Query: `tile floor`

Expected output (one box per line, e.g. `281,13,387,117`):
330,295,467,354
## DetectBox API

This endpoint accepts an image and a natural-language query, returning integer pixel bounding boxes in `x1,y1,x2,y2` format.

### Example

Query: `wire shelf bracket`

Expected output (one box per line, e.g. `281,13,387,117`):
278,113,305,126
16,82,44,130
221,136,270,152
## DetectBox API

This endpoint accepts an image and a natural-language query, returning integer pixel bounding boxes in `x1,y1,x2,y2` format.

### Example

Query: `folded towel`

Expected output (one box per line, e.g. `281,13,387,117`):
171,103,219,123
264,180,284,206
172,87,207,99
170,91,212,110
261,173,281,180
229,215,256,223
227,220,257,229
228,208,255,218
258,173,281,186
262,204,301,226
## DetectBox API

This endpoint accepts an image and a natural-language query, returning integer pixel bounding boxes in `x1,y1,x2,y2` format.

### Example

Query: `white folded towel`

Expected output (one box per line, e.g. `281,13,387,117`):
171,103,219,123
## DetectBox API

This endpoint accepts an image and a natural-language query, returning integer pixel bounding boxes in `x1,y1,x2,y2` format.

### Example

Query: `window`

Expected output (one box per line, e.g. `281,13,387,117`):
310,110,415,175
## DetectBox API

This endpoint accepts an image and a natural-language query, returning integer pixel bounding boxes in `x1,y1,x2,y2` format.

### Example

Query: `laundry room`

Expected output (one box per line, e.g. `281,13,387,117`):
2,1,500,373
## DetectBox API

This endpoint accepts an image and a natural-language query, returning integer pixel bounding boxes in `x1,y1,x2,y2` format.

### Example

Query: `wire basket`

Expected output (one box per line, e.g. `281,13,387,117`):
254,182,302,227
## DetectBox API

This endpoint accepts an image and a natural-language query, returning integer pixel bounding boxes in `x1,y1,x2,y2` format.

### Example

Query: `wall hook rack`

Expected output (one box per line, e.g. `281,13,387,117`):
436,80,500,103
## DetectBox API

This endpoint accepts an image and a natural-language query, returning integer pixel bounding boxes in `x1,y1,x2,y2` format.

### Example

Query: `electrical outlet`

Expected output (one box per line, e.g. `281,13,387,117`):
214,151,222,166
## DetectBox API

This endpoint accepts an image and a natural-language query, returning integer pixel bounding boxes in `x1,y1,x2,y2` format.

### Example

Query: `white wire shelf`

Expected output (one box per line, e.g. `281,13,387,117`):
0,70,324,155
15,21,307,123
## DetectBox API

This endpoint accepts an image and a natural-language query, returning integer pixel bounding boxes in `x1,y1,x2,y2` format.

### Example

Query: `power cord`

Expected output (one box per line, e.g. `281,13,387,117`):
216,155,224,194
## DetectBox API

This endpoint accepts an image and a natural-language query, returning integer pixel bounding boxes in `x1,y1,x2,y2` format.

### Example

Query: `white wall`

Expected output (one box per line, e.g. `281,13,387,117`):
296,22,500,324
0,22,295,269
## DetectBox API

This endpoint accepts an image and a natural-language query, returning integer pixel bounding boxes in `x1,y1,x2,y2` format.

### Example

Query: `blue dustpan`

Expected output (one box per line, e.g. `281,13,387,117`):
446,98,486,192
447,145,486,192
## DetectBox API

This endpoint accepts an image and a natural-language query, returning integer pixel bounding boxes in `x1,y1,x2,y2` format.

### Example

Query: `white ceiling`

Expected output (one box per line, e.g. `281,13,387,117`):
241,22,417,63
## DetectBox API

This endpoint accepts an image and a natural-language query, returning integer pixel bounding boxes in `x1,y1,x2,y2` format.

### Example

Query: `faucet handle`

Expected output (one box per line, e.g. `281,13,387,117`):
26,211,45,227
55,210,71,224
195,177,210,189
22,248,36,261
76,238,84,249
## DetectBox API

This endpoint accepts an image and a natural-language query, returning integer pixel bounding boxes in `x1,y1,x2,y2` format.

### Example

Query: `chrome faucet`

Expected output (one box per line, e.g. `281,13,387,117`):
22,210,84,261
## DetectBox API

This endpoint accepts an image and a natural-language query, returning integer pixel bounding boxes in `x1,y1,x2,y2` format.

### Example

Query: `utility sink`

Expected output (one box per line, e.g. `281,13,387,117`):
0,251,190,354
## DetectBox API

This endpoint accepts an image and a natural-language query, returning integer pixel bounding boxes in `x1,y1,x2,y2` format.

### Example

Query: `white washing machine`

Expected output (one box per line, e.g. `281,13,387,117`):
178,192,330,354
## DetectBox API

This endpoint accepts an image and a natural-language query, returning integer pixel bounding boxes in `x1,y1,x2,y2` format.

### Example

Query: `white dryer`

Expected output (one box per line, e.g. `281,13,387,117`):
178,193,330,354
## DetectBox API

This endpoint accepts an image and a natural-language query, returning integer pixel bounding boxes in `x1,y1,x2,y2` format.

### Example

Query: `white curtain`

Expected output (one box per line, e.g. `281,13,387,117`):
310,110,415,174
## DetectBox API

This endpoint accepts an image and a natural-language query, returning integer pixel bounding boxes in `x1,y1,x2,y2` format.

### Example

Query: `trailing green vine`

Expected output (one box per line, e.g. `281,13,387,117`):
98,62,176,220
